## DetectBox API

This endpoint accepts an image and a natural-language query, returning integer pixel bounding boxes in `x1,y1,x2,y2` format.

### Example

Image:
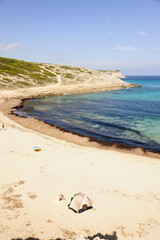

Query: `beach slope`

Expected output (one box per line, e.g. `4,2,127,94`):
0,111,160,240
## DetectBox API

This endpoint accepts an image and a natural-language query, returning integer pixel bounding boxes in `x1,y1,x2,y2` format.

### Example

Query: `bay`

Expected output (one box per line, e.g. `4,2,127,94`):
15,76,160,153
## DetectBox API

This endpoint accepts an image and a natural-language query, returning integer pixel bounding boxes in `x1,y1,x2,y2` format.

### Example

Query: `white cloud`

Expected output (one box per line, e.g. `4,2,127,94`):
55,52,69,59
0,42,19,51
140,31,147,36
114,44,138,52
108,31,114,35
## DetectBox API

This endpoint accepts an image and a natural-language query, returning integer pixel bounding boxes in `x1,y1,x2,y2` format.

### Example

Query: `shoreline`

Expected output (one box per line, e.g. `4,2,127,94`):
0,82,140,101
0,84,160,159
0,84,160,240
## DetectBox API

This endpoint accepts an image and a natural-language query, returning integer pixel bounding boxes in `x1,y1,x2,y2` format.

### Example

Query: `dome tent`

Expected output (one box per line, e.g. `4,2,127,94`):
68,192,93,213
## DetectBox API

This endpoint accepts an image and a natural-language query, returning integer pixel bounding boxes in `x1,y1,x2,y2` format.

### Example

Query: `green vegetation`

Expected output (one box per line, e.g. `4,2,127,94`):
48,65,55,69
99,70,119,73
0,57,114,90
72,67,82,71
64,73,73,79
3,77,12,83
60,65,73,70
0,57,40,76
0,57,58,88
28,73,46,81
99,70,113,75
42,69,56,77
60,65,84,72
0,63,27,76
45,66,54,70
75,77,83,82
14,81,31,86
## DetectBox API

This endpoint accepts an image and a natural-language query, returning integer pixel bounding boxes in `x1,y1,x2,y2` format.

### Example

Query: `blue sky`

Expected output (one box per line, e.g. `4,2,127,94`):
0,0,160,75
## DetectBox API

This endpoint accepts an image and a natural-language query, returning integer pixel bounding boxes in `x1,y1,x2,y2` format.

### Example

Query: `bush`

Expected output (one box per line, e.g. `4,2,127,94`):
64,73,73,78
3,77,12,83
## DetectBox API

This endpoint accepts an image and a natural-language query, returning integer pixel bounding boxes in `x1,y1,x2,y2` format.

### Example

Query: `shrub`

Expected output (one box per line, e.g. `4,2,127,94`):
64,73,73,78
60,65,73,70
3,77,12,83
14,81,31,86
42,69,56,77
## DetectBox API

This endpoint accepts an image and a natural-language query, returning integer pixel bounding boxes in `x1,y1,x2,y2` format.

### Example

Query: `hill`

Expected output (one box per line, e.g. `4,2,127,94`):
0,57,128,90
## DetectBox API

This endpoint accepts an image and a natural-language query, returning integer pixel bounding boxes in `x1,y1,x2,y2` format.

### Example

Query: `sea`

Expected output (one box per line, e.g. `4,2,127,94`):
15,76,160,153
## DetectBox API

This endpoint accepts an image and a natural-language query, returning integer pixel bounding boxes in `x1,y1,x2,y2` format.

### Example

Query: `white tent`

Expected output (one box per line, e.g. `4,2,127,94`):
68,192,93,213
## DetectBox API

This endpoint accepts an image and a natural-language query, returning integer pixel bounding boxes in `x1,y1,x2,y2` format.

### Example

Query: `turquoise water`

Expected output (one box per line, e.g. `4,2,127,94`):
15,76,160,153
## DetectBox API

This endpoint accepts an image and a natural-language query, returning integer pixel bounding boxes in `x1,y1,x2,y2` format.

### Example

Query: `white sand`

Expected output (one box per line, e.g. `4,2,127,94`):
0,110,160,240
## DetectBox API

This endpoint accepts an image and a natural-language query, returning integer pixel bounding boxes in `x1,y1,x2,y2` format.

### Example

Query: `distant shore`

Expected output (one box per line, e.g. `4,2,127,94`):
0,80,140,101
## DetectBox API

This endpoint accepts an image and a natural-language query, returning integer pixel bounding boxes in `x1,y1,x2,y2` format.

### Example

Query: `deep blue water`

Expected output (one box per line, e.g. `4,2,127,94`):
15,76,160,153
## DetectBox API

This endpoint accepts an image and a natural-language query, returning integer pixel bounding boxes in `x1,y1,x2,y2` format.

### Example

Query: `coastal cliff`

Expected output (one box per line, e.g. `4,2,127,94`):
0,57,139,100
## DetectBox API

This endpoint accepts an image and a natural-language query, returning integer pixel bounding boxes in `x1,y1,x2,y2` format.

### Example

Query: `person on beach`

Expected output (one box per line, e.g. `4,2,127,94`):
2,123,6,130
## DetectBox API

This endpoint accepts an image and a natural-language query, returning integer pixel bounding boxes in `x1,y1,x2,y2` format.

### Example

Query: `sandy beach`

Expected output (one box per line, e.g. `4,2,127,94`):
0,84,160,240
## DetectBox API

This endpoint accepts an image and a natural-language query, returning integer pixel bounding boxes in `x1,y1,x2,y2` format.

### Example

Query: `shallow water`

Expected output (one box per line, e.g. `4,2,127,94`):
15,76,160,153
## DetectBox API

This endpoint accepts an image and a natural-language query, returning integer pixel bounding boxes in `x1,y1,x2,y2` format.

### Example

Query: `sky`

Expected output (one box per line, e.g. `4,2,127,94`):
0,0,160,75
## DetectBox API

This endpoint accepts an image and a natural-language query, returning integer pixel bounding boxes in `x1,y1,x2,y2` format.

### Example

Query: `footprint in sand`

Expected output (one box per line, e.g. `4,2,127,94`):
27,192,37,199
0,181,25,211
39,164,47,174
